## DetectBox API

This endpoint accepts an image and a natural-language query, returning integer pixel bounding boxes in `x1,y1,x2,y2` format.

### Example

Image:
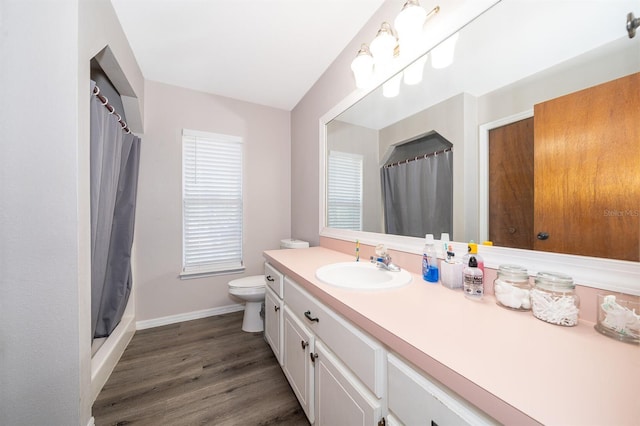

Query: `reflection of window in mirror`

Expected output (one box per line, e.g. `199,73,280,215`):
327,151,363,231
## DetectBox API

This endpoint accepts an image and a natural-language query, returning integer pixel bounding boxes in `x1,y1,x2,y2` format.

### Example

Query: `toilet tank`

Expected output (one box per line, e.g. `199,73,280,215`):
280,239,309,249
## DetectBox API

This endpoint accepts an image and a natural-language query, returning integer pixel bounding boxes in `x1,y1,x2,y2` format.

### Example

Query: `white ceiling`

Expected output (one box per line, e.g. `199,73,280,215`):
110,0,387,111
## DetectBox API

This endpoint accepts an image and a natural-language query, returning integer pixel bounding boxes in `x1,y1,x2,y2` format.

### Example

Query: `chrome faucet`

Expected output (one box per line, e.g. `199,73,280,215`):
370,254,401,272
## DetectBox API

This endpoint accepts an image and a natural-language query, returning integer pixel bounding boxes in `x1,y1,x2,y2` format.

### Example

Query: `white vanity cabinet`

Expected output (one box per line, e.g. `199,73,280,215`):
282,275,386,425
264,263,284,365
387,353,496,426
282,306,315,422
264,262,492,426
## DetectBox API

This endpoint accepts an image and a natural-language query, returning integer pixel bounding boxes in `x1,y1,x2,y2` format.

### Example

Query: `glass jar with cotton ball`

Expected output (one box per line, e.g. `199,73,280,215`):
493,264,531,311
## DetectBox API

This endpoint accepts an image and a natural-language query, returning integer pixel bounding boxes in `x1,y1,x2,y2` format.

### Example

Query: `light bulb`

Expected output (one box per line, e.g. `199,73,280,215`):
383,73,402,98
370,22,397,66
350,44,374,88
394,0,426,44
403,55,427,85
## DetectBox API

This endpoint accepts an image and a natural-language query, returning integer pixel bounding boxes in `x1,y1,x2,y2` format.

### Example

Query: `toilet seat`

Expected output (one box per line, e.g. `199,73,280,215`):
228,275,265,296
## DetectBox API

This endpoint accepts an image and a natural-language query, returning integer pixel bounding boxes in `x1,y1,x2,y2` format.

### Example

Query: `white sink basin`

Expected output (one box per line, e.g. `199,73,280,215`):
315,261,413,290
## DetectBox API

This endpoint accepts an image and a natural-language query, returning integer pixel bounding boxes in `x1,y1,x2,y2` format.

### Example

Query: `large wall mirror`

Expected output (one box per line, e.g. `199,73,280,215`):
324,0,639,266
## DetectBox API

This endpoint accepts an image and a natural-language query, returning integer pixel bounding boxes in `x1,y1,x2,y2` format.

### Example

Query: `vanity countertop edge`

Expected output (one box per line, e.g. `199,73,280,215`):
263,246,640,426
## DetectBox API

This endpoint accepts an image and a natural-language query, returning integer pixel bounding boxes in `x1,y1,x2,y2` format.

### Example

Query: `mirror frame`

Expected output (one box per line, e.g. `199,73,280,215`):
319,0,640,296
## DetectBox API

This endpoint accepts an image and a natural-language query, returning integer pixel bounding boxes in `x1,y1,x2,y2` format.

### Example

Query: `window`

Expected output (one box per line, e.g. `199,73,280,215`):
182,129,243,277
327,150,363,230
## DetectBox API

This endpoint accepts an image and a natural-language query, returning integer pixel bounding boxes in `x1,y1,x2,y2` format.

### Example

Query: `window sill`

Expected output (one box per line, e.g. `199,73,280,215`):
179,267,245,280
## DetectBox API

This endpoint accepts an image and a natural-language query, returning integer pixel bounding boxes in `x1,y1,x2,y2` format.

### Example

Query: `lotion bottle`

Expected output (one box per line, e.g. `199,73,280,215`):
463,256,484,300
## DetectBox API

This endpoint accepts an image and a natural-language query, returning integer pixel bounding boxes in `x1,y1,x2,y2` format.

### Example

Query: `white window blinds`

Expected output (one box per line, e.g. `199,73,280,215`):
182,129,243,276
327,150,363,230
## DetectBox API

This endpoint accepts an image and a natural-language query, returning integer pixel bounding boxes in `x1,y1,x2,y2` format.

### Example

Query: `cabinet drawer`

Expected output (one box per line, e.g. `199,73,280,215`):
284,277,385,398
388,353,496,426
264,262,284,298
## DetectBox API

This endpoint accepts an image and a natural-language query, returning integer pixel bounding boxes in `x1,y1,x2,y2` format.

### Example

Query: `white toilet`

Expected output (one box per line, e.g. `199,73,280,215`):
228,275,266,332
228,239,308,332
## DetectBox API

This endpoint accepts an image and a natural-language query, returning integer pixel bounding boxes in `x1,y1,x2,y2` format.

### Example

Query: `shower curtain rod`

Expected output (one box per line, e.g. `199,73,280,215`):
383,147,452,169
92,85,131,134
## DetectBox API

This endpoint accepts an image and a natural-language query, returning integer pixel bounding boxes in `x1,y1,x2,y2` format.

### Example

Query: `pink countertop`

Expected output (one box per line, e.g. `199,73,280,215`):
264,246,640,426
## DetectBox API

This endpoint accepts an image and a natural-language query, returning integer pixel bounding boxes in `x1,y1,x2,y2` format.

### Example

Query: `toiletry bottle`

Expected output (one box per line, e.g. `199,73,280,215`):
422,234,439,283
463,256,484,300
438,233,450,258
462,242,484,273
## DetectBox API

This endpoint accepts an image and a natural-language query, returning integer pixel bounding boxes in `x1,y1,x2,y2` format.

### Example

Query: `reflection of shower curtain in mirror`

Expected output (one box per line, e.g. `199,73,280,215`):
381,150,453,238
90,80,141,340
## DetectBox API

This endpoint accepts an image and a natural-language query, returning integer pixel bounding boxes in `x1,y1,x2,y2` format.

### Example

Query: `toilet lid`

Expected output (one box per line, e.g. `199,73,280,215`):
228,275,265,289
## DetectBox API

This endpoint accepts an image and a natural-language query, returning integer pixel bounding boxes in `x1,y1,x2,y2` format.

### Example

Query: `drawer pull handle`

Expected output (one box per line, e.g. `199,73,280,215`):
274,305,280,312
266,275,275,282
304,310,319,323
310,352,318,364
301,340,308,350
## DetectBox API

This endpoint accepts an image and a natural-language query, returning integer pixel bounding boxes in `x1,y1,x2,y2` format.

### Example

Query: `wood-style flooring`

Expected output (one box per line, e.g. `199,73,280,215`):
93,311,309,426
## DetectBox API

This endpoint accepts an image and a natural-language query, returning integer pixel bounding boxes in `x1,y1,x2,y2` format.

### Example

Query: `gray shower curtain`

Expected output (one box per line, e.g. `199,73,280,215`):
381,150,452,238
90,81,141,339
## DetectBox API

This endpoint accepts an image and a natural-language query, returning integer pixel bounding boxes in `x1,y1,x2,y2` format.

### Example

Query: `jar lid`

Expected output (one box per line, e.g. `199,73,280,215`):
497,264,528,281
534,271,574,290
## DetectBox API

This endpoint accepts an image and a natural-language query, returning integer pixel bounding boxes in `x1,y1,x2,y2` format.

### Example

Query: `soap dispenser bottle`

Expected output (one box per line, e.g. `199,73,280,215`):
463,242,484,273
422,234,439,283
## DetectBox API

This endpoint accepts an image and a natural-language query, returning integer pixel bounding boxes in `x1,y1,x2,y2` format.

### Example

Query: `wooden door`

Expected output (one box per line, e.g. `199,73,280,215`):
533,72,640,261
488,118,535,249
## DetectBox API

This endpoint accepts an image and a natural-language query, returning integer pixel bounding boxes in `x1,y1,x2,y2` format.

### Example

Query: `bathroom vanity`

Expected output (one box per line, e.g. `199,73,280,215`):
263,246,639,425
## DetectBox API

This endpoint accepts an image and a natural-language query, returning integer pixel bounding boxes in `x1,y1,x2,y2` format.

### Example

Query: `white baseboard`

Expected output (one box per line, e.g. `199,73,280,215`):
136,304,245,330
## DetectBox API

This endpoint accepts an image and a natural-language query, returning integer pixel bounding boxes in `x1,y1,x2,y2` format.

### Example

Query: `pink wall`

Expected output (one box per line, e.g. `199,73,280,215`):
135,80,291,321
290,0,401,246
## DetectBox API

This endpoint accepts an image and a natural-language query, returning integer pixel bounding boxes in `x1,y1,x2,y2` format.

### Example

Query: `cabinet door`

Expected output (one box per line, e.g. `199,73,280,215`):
264,287,283,365
283,306,314,423
285,277,385,398
314,340,382,426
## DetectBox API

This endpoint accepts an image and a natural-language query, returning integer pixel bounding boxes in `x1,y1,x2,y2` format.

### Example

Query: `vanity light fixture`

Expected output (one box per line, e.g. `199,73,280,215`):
369,22,397,67
395,0,428,46
403,55,428,85
349,1,440,90
369,22,400,97
383,73,403,97
351,44,375,89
